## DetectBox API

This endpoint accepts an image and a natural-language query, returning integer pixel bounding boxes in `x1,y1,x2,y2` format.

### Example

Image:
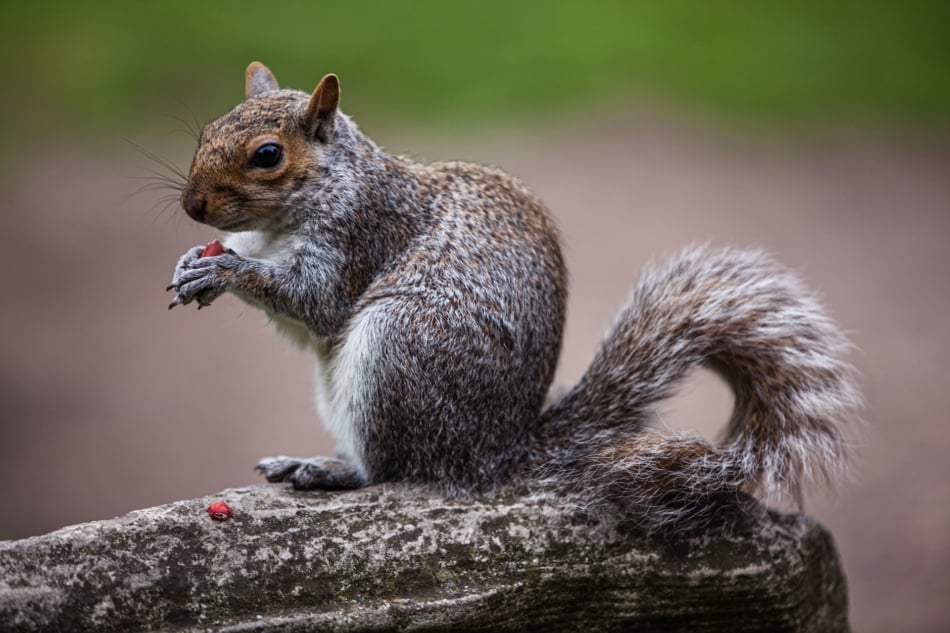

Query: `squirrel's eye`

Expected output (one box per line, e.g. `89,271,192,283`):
250,143,283,169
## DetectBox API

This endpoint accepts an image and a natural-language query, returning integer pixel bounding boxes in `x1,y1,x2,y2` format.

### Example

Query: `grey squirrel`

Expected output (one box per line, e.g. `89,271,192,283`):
168,62,860,531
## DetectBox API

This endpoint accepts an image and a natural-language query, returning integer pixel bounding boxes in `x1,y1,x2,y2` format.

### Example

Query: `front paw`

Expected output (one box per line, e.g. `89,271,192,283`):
167,246,239,309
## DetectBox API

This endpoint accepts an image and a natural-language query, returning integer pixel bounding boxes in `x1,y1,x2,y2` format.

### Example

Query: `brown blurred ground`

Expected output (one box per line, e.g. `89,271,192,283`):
0,120,948,631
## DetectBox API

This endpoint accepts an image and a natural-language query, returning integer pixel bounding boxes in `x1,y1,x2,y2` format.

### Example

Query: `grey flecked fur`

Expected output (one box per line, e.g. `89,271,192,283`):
168,63,861,531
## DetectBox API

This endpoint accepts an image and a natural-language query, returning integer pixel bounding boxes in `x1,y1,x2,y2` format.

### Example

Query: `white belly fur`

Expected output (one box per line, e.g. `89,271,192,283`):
313,301,392,479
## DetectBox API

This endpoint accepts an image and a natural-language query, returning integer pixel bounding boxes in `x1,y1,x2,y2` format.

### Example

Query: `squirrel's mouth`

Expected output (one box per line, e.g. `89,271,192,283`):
216,217,254,232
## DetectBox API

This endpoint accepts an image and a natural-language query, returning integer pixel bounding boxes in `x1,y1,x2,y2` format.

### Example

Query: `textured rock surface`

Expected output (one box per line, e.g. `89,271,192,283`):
0,484,849,632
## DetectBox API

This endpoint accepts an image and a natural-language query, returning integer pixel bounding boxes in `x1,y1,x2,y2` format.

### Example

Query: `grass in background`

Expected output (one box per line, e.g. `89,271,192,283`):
1,0,948,142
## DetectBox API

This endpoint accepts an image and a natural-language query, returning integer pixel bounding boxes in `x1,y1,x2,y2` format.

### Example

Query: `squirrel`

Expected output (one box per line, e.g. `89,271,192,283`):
167,62,860,531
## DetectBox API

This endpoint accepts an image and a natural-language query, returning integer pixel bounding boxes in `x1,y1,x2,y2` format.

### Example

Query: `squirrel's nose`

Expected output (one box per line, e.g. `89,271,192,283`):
181,188,208,223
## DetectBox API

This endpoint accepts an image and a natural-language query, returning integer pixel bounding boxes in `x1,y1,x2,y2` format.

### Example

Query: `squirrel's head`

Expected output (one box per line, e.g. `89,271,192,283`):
180,62,342,231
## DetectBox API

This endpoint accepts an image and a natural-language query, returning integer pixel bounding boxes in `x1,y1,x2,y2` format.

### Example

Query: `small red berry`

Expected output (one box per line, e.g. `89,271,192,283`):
207,501,233,521
200,240,226,258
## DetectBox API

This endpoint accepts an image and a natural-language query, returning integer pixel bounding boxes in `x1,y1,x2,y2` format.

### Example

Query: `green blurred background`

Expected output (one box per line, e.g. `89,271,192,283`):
1,3,949,632
2,0,948,142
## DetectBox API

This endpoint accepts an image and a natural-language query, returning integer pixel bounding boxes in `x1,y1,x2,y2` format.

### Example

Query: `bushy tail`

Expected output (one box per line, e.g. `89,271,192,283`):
535,246,861,530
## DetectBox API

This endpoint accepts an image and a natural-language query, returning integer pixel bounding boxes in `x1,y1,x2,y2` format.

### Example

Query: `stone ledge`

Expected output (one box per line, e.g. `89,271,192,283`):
0,484,848,632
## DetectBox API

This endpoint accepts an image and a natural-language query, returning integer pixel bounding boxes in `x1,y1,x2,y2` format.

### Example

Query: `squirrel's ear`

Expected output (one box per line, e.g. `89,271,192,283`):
304,74,340,143
245,61,279,99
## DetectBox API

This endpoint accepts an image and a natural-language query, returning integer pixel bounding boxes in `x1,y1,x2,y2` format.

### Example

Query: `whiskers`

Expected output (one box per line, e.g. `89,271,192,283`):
127,105,204,197
167,113,203,144
126,139,190,224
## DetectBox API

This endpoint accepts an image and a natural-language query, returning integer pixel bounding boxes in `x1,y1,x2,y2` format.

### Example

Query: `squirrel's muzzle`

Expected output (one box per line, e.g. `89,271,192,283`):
181,187,208,224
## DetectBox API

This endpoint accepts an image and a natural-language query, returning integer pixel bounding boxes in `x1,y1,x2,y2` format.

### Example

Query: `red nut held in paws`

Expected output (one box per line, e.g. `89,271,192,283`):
207,501,233,521
200,240,226,258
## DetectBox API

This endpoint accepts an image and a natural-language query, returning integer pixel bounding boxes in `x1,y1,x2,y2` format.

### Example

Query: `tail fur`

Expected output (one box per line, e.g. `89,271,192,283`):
536,245,861,530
